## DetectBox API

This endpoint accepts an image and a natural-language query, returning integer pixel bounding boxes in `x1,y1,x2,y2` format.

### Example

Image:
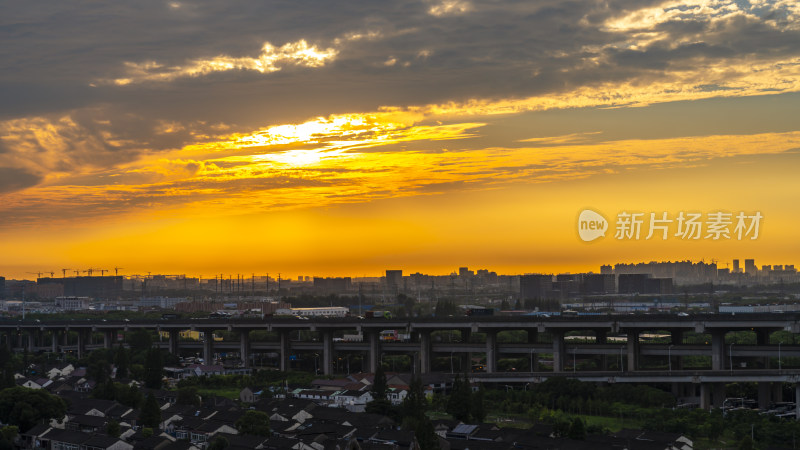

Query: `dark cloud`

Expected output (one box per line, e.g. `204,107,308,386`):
0,3,789,107
1,0,798,160
0,167,42,193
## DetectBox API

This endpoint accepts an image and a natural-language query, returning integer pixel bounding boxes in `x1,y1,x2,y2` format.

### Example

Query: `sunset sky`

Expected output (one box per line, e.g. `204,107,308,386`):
2,0,800,280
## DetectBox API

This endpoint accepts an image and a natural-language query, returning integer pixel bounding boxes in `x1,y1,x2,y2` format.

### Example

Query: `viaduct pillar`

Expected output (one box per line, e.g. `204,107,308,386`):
202,329,214,364
279,331,290,371
240,330,251,368
626,330,639,371
368,331,380,373
552,331,565,373
168,330,180,355
322,331,333,375
711,330,725,371
485,330,497,373
419,331,431,375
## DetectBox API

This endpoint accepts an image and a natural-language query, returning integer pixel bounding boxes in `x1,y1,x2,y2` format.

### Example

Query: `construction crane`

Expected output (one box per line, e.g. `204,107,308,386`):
98,269,108,276
61,269,70,278
114,267,124,276
84,268,100,277
27,272,43,279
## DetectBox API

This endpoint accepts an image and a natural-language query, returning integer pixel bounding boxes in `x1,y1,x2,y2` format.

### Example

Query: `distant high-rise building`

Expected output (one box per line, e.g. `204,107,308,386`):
0,276,4,299
618,274,650,294
313,277,352,293
584,274,615,294
600,265,613,275
644,278,673,294
520,274,554,300
744,259,757,275
458,267,474,278
39,276,122,299
385,270,403,292
733,259,740,273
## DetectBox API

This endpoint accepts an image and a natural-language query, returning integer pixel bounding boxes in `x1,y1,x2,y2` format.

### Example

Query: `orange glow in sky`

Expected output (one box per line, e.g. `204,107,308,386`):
2,0,800,279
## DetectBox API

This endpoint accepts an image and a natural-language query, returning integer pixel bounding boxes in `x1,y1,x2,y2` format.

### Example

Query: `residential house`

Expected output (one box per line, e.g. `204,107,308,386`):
239,386,263,403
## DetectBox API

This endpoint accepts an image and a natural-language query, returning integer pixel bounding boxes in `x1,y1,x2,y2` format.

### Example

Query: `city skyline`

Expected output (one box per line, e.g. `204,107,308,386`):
3,1,800,279
4,257,798,283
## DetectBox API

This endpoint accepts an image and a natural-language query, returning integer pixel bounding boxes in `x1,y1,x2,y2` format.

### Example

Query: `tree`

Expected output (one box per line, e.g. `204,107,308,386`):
372,364,388,400
567,417,586,440
472,384,486,423
208,436,229,450
86,349,113,382
144,348,163,389
446,374,472,422
0,426,18,450
737,435,754,450
0,364,15,390
235,410,271,436
366,364,392,416
92,381,117,401
0,387,67,432
402,377,427,420
129,330,153,354
501,299,511,310
177,386,201,406
118,384,144,409
106,420,121,437
402,377,439,450
139,393,161,429
114,344,130,379
414,418,440,450
0,346,11,369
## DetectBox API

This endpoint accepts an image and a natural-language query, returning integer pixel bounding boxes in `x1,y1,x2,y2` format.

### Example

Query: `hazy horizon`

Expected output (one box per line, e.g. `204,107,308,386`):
3,1,799,280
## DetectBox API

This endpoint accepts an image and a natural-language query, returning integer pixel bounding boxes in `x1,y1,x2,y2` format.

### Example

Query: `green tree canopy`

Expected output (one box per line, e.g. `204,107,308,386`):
129,330,153,354
366,364,392,416
472,384,486,423
114,344,130,379
401,377,427,421
139,393,161,429
446,374,472,423
177,386,201,406
0,426,18,450
235,410,271,436
208,436,229,450
402,377,439,450
0,387,67,432
106,420,121,438
567,417,586,440
143,348,163,389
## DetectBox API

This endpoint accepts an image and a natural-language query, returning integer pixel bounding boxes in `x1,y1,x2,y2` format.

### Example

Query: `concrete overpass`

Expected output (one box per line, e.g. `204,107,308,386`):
4,313,800,411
